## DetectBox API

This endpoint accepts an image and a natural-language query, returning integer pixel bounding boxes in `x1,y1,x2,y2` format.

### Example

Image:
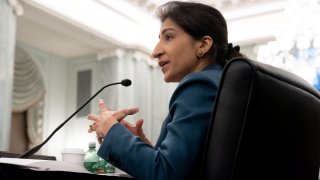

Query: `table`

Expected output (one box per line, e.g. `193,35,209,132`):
0,162,134,179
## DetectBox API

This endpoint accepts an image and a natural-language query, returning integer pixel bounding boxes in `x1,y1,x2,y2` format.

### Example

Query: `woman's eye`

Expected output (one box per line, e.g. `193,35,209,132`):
164,34,173,41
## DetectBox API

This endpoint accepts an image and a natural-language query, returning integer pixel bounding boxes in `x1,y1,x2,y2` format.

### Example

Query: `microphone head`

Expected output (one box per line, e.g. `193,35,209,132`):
121,79,132,87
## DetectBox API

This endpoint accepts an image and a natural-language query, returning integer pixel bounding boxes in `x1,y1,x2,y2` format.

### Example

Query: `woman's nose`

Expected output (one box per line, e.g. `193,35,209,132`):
152,43,162,58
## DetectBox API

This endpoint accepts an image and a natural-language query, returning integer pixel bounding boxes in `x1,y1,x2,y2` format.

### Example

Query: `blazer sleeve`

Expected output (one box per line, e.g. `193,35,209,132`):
98,71,220,180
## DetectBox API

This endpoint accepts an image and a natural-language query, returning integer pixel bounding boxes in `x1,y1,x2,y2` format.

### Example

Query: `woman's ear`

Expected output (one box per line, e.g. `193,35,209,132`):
197,35,213,57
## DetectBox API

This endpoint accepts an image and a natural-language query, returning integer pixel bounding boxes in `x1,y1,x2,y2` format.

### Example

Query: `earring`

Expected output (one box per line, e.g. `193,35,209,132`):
196,51,203,58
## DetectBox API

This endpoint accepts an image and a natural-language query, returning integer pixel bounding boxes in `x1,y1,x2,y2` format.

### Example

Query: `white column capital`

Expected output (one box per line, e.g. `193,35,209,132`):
97,48,158,67
131,49,158,68
97,48,127,61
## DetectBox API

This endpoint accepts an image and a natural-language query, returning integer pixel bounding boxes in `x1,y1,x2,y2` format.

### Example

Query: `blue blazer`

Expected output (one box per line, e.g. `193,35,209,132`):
98,64,222,180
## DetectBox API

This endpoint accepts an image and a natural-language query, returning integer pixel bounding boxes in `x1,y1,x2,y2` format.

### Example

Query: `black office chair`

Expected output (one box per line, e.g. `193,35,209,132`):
201,57,320,180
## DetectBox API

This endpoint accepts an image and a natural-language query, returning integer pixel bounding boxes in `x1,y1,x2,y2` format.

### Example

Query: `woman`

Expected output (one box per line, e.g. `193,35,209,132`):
87,1,244,179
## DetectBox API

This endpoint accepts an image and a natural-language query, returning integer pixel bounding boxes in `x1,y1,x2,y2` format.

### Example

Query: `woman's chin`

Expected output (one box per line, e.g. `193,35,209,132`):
163,75,172,82
164,76,180,83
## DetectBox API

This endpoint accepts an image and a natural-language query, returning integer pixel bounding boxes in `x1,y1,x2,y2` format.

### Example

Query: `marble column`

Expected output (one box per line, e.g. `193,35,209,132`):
0,0,17,151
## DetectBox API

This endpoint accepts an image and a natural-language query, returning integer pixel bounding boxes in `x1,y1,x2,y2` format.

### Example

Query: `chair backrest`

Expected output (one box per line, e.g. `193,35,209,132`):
201,57,320,180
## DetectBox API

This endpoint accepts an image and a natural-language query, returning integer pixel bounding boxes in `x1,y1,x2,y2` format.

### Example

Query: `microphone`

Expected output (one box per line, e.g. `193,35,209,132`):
121,79,131,87
18,79,132,158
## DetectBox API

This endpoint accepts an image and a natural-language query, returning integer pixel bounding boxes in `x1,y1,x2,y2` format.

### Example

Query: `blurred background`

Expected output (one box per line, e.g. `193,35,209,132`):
1,0,319,160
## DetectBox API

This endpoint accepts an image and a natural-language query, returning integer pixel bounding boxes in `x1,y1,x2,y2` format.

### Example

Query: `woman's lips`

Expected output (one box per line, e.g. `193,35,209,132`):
159,61,169,72
158,61,169,67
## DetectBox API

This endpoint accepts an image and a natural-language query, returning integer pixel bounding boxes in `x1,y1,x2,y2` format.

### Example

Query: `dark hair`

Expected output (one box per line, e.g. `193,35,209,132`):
155,1,244,66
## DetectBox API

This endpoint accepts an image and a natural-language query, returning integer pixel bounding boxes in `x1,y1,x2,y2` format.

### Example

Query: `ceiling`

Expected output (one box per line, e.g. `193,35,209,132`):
17,0,120,59
16,0,287,59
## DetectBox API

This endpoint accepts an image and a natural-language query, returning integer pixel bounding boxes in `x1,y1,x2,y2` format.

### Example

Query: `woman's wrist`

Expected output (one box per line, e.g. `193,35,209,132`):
140,135,153,146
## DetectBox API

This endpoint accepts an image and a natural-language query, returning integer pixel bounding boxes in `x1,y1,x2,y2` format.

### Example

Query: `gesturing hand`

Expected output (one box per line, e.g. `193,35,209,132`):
87,99,139,144
120,119,153,146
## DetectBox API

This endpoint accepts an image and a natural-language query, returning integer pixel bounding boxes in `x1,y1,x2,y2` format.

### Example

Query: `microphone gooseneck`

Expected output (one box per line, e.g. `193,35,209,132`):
18,79,132,158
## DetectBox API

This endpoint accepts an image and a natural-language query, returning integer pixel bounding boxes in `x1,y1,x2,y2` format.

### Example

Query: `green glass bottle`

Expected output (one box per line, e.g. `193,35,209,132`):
96,156,115,174
96,156,107,174
83,142,99,173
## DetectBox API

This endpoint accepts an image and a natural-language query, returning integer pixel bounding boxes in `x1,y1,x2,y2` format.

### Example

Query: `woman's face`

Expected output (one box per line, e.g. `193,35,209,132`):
152,18,206,82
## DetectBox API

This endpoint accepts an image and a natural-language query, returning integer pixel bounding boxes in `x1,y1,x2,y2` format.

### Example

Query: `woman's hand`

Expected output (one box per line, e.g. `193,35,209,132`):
87,99,139,144
120,119,153,146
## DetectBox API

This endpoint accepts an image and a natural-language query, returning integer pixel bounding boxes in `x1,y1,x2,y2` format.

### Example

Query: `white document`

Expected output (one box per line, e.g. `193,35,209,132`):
0,157,90,173
0,157,132,177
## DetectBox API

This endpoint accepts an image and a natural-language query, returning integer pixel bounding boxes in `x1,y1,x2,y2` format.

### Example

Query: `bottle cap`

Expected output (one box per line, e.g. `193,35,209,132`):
89,142,96,148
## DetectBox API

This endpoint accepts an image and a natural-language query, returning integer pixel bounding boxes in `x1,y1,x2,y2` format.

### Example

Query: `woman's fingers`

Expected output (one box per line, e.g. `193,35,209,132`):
87,100,140,142
87,114,99,121
98,99,137,120
136,118,144,129
99,99,109,112
116,108,139,122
